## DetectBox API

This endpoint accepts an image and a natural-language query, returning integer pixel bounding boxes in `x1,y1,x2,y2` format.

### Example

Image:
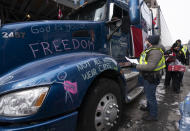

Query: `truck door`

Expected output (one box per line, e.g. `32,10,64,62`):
107,3,140,92
107,3,132,63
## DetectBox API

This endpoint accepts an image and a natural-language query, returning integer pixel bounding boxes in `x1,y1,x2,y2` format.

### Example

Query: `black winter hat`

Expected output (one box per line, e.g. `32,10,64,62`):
172,42,180,49
172,43,178,49
176,39,181,43
147,35,160,45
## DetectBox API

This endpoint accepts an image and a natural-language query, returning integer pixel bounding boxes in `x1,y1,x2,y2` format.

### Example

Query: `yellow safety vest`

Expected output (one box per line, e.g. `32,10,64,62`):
182,45,188,58
139,48,166,71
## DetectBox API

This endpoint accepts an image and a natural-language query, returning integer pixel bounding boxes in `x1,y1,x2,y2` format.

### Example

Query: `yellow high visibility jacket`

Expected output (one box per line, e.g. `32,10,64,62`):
182,45,188,58
139,48,166,71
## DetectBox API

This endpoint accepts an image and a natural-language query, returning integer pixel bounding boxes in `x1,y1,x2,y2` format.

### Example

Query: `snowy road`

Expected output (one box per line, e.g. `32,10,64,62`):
118,67,190,131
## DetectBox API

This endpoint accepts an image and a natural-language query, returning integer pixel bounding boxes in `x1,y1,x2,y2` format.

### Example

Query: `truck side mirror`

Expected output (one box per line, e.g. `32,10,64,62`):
107,20,122,41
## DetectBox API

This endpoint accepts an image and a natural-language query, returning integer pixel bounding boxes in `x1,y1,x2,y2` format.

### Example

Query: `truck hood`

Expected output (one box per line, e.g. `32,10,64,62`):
0,20,106,76
0,52,110,94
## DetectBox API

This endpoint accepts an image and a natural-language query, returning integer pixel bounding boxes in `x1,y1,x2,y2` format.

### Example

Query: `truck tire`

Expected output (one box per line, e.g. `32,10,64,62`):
77,78,123,131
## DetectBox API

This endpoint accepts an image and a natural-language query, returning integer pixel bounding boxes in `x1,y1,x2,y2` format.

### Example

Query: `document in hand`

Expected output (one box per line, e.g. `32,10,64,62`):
125,56,139,64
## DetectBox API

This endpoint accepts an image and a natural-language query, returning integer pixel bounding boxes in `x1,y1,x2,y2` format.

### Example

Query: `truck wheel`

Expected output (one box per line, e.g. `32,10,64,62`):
77,78,123,131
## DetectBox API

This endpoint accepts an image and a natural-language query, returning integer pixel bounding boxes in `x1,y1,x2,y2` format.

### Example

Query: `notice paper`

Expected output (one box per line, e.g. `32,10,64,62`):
125,56,139,64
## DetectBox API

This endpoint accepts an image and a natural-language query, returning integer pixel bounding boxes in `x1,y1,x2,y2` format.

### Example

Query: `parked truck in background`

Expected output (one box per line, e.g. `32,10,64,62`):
0,0,172,130
151,6,173,48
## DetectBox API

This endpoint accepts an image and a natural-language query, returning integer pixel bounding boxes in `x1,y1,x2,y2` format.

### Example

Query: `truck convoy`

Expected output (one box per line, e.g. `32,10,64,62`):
0,0,172,131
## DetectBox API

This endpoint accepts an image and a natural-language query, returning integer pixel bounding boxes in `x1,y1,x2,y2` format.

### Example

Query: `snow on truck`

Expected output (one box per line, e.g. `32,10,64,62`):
0,0,171,131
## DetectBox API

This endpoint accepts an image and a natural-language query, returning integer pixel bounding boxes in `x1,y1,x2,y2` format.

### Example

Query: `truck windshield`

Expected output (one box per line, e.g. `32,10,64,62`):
68,1,106,21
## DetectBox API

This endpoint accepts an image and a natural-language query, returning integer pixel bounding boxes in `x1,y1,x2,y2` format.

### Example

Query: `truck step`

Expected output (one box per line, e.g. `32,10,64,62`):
125,86,144,103
124,72,139,81
124,71,139,90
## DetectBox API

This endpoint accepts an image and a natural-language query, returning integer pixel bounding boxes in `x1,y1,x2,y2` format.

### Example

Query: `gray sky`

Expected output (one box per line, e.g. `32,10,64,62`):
157,0,190,44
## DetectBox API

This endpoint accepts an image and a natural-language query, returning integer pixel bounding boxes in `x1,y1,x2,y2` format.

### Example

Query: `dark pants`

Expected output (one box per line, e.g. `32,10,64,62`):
164,68,172,86
164,66,182,91
171,71,181,92
143,78,158,117
179,72,184,84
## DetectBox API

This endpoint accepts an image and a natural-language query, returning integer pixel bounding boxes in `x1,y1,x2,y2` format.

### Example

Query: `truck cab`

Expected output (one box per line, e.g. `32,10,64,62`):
0,0,153,131
68,0,152,100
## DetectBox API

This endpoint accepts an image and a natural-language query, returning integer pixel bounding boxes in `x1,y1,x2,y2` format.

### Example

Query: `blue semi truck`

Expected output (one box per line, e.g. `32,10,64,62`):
0,0,171,130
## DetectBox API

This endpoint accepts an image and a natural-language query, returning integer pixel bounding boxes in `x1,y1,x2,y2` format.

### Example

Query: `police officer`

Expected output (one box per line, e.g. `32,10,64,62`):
130,35,166,121
182,45,189,64
171,43,185,93
177,40,189,65
176,39,188,86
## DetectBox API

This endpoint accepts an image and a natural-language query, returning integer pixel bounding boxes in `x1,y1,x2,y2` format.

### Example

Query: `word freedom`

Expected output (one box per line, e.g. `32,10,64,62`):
29,39,94,58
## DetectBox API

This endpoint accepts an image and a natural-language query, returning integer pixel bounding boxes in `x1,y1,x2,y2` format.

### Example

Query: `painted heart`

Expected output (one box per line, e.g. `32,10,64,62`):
63,81,78,94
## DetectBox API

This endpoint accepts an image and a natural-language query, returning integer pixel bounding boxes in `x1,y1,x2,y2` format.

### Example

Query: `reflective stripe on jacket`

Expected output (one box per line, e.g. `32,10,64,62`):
139,48,166,71
182,45,188,58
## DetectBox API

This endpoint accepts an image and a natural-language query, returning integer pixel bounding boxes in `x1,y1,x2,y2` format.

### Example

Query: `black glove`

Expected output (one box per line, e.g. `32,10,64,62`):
131,63,137,68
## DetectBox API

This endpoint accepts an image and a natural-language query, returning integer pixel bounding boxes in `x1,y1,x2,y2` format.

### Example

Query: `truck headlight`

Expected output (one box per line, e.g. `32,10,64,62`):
0,87,49,117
